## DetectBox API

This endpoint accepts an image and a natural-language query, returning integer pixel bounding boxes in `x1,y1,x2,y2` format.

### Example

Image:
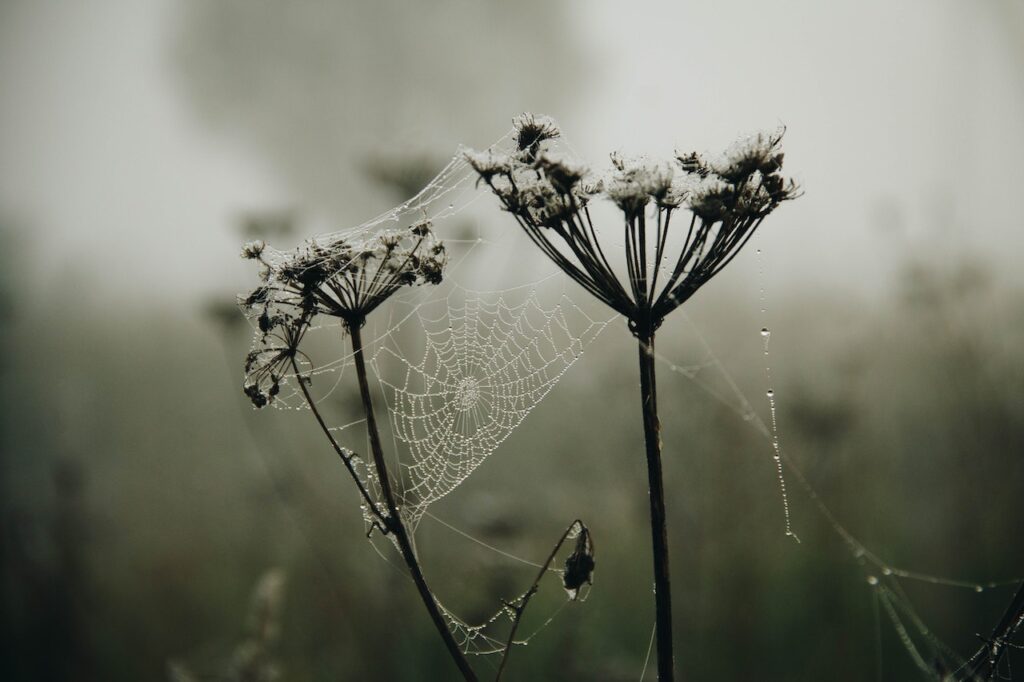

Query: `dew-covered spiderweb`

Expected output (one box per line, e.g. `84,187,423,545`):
373,284,610,528
241,126,612,657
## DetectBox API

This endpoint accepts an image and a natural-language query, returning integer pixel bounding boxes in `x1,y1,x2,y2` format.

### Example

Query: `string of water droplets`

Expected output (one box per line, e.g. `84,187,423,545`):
652,250,1024,678
757,246,799,543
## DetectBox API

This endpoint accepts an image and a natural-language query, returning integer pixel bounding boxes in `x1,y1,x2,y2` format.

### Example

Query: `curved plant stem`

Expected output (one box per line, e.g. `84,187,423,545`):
348,322,479,682
637,329,675,681
289,356,386,526
494,520,584,681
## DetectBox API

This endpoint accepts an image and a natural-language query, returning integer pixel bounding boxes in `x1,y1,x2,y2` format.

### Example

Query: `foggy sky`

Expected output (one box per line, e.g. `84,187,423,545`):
1,0,1022,307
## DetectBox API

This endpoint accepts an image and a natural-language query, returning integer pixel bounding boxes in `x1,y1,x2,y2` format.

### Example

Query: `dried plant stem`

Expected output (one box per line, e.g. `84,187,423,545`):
495,520,583,681
348,322,479,682
289,356,385,526
637,330,675,682
965,580,1024,680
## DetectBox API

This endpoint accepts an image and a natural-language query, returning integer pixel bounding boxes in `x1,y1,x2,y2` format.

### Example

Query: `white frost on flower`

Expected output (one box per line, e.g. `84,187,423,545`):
681,174,733,221
535,150,589,194
512,113,561,139
463,148,513,180
708,127,785,182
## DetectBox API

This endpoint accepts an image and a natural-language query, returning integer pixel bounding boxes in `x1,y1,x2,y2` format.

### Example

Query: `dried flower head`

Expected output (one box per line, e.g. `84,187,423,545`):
708,127,787,182
464,149,513,184
241,240,267,260
239,221,447,406
240,308,311,408
534,152,587,195
469,115,800,332
513,113,561,160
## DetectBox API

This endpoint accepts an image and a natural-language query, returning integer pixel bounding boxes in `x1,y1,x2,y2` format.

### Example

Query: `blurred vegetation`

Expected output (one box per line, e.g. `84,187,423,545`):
1,215,1021,679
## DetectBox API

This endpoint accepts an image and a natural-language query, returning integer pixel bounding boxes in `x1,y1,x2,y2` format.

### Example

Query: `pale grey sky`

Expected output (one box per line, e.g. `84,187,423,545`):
1,0,1022,307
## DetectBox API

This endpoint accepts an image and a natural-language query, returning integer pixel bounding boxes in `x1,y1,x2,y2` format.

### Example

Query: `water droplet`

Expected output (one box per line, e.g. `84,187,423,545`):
882,567,892,576
867,575,879,586
975,585,984,593
760,327,770,337
766,389,774,398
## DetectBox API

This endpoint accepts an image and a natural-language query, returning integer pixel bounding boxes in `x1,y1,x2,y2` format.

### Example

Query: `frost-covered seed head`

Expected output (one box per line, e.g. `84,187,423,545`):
463,149,513,182
535,151,587,195
605,178,650,218
513,113,561,157
675,151,709,178
239,223,448,406
685,175,734,222
708,128,786,183
241,240,266,260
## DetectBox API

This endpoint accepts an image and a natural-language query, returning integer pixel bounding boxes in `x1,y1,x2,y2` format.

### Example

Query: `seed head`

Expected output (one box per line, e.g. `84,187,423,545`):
463,149,513,183
513,113,561,159
535,151,587,195
239,223,447,406
241,240,266,260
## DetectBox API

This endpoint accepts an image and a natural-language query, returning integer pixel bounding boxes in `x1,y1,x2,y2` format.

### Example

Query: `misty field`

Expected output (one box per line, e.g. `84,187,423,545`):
2,1,1023,680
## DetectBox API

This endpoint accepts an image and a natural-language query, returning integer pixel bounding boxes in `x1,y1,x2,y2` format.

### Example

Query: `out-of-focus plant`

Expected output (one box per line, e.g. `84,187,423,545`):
467,114,799,681
168,568,287,682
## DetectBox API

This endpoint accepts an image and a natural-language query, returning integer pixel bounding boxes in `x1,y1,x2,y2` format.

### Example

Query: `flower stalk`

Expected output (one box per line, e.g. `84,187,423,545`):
349,320,479,682
240,224,479,681
468,114,800,681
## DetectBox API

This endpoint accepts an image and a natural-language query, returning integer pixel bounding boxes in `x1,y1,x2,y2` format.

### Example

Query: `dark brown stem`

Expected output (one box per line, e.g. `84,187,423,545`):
348,322,479,682
494,520,584,681
965,581,1024,680
637,328,675,682
346,321,477,675
289,356,386,526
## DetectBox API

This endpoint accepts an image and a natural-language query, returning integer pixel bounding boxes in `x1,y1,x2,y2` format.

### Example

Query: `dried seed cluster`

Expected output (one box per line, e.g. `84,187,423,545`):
239,223,447,407
466,115,800,335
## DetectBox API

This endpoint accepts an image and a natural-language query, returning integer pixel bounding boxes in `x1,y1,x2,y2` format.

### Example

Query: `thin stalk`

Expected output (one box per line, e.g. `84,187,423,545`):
965,580,1024,680
289,356,384,525
348,322,479,682
637,328,675,681
494,520,584,681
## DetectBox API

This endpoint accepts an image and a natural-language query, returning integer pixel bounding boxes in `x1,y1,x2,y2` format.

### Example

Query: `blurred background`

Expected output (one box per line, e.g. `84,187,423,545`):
2,0,1023,679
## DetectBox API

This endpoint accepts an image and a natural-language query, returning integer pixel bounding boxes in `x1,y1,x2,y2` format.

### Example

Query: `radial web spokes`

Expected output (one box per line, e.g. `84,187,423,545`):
373,286,614,527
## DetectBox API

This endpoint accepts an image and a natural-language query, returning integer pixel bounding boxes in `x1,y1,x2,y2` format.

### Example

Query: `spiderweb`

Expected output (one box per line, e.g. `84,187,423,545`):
373,284,611,528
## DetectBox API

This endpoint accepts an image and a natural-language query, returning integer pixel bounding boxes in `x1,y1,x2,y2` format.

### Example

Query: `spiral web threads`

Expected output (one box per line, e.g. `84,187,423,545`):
375,286,612,528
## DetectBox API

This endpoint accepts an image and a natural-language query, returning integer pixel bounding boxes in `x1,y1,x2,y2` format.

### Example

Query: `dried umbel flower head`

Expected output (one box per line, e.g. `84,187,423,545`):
239,221,447,406
466,115,800,334
513,113,561,160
